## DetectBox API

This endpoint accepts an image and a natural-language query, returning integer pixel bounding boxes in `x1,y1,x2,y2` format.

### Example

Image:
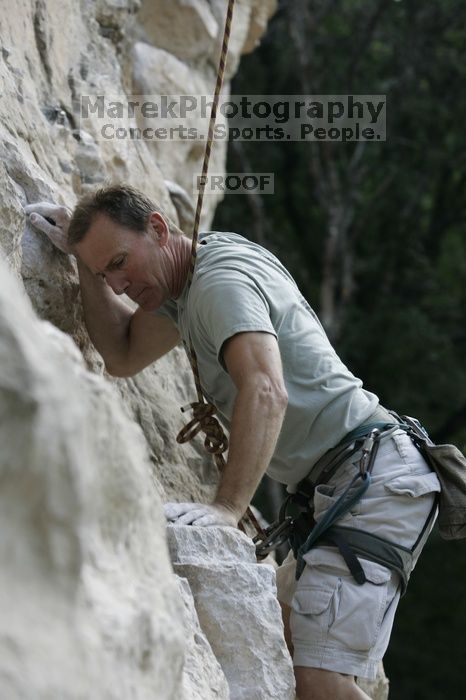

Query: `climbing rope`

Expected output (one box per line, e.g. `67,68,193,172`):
176,0,265,541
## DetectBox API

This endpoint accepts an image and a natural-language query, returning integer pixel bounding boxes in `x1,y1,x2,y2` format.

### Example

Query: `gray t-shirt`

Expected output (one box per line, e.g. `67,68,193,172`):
156,231,379,486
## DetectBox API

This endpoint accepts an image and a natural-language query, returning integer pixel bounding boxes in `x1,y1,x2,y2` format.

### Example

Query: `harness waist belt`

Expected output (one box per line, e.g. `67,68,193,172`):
296,405,397,492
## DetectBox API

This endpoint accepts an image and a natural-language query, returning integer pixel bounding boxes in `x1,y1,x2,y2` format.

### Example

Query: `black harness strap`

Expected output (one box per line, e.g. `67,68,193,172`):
322,526,413,594
322,528,368,585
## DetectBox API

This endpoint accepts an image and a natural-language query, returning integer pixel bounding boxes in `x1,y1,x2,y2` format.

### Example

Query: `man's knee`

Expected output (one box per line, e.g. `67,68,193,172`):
294,667,372,700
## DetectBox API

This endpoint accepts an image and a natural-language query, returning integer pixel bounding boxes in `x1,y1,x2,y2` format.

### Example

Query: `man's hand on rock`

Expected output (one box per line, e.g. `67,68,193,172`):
164,502,239,528
25,202,72,254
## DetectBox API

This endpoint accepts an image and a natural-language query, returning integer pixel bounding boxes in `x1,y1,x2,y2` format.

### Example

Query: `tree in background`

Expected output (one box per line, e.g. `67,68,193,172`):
215,0,466,448
213,2,466,697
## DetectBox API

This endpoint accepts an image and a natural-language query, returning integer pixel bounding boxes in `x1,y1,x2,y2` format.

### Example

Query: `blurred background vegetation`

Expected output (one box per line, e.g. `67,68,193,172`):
213,0,466,697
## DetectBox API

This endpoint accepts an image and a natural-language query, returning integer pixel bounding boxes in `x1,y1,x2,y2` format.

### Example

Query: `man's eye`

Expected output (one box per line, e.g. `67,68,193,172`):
113,256,125,269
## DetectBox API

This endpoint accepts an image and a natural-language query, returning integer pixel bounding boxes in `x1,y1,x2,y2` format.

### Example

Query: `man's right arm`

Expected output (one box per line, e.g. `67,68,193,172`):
77,259,180,377
25,202,179,377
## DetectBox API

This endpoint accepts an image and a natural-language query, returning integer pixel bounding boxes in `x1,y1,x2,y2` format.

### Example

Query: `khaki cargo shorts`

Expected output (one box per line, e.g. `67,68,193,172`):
276,429,440,680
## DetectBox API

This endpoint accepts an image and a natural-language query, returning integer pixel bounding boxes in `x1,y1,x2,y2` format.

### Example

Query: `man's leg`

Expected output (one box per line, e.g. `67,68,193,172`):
277,428,439,697
294,668,371,700
281,601,371,699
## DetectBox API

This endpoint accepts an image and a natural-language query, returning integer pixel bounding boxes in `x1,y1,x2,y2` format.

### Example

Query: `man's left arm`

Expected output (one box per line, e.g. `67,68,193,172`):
164,331,288,527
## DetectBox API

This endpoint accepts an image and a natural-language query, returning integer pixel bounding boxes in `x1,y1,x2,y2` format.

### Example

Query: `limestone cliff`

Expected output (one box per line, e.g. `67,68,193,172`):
0,0,276,518
0,1,290,698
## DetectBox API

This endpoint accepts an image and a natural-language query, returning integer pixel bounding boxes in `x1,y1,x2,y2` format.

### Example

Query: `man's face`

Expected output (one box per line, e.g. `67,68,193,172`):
74,212,170,311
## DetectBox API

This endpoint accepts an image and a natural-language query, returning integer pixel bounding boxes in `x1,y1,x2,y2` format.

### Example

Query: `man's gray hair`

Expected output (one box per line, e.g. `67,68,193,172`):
68,184,183,246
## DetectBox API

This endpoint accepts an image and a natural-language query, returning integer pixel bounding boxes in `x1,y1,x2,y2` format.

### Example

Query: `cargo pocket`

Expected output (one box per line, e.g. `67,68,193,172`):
384,471,441,498
382,470,440,558
329,559,393,652
290,584,337,647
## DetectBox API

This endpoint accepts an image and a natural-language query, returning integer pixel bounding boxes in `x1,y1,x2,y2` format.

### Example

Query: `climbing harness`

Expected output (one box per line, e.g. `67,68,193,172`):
174,0,265,539
255,411,441,595
254,415,397,556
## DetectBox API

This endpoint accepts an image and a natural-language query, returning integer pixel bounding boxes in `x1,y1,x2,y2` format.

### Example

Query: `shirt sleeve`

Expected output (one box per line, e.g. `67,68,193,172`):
191,268,277,369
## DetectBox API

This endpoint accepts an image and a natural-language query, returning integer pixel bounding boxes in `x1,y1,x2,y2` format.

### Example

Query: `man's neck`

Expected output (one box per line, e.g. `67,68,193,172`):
168,234,194,299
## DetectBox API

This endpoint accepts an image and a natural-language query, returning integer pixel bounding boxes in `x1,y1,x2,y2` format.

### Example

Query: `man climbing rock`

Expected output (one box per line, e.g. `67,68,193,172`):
26,185,441,700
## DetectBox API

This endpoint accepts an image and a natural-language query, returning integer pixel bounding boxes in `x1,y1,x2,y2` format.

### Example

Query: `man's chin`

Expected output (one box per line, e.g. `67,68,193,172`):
137,296,160,312
135,287,154,311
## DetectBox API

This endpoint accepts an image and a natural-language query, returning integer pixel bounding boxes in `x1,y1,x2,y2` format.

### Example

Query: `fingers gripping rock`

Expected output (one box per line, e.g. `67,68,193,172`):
164,502,197,521
164,502,237,528
25,202,72,254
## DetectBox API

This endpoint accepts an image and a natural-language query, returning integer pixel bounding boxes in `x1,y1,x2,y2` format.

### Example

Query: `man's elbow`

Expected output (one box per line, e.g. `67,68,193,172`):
256,377,288,413
104,357,134,378
275,385,289,413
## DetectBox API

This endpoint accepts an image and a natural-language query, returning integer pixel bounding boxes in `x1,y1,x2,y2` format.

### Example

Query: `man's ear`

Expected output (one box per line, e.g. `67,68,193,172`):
148,212,169,246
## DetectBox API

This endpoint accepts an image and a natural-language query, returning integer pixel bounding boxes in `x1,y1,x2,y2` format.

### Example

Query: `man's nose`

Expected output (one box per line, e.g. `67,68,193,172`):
106,273,129,296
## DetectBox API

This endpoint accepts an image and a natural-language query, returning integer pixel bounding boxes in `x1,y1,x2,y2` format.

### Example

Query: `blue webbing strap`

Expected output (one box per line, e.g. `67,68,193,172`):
295,471,372,579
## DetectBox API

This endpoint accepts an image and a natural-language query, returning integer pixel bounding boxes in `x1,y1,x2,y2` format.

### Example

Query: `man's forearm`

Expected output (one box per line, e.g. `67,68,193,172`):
77,259,133,371
213,380,288,521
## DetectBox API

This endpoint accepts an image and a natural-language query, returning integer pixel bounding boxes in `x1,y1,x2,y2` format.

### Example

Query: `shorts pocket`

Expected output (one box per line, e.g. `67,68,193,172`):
290,583,338,647
330,560,392,652
384,471,441,498
291,586,334,616
293,549,394,653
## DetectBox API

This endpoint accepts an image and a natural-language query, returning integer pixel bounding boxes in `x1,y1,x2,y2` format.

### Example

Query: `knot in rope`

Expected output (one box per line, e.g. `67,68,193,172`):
177,401,229,460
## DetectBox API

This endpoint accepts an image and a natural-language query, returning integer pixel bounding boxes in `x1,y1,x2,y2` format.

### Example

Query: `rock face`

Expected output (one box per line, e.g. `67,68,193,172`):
0,0,277,496
177,576,231,699
167,526,296,700
0,256,187,698
0,1,288,698
358,665,390,699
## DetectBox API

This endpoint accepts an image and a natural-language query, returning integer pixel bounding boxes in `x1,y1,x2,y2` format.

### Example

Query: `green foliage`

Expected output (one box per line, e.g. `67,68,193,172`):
386,532,466,699
214,0,466,444
213,1,466,693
